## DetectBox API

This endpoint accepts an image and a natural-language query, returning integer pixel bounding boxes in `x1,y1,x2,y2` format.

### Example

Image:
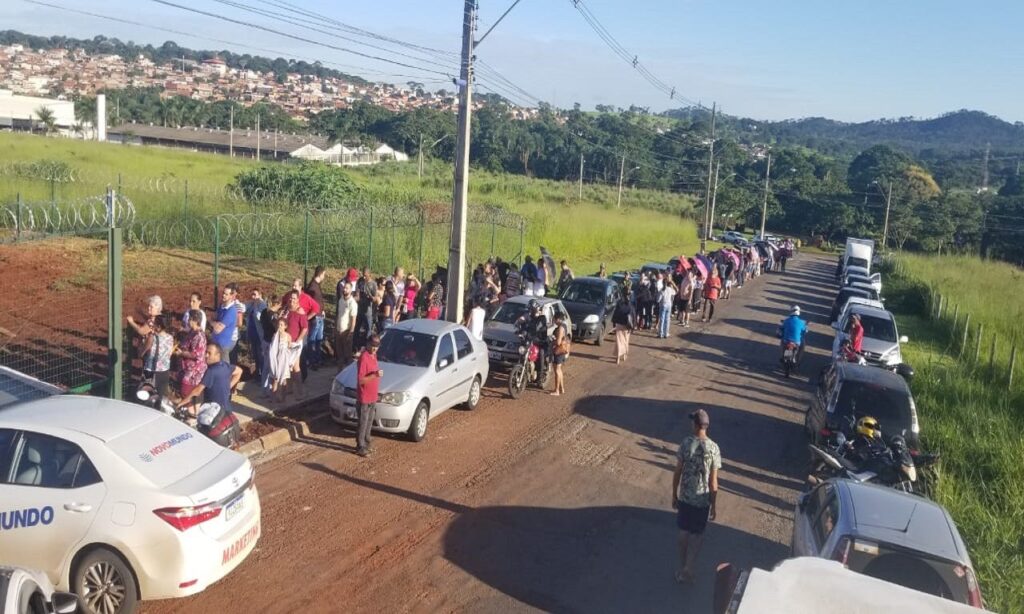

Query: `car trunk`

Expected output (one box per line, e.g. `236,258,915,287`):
172,452,253,540
846,542,973,605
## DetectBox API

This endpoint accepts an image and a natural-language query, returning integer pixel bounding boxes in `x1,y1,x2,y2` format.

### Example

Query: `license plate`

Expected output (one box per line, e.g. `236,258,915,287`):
489,351,501,361
224,494,244,522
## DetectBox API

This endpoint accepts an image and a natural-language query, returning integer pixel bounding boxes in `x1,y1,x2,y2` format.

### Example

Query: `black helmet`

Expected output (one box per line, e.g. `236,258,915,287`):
895,363,915,382
528,299,540,312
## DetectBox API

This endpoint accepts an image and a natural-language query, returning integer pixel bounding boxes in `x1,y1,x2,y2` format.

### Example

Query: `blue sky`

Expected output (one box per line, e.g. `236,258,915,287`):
3,0,1022,122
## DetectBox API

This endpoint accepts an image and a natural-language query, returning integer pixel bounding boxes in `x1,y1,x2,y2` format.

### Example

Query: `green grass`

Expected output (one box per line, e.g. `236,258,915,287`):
882,262,1024,613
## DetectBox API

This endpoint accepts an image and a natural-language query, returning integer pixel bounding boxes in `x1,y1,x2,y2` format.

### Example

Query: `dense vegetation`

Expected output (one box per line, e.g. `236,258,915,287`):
882,256,1024,613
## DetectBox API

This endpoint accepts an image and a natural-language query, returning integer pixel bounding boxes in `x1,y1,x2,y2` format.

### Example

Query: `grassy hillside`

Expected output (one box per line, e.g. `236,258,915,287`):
883,256,1024,612
0,131,701,272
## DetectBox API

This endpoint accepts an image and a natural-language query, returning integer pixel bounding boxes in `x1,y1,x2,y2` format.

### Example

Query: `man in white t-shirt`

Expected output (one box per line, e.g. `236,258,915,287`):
336,285,359,368
658,281,677,339
465,300,487,341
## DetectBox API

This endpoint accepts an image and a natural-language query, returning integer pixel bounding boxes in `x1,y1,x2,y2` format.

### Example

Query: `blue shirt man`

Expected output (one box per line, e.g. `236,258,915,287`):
781,309,808,345
212,301,239,351
201,361,234,414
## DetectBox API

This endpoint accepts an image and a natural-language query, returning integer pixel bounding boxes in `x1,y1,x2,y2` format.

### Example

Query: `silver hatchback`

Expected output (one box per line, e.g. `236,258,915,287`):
329,319,489,442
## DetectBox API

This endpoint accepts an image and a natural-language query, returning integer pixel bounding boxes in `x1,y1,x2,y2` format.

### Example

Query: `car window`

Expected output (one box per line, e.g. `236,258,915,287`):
378,330,437,368
0,428,17,483
813,492,840,546
834,382,913,436
560,283,604,305
491,301,527,324
453,329,474,360
436,333,455,370
9,432,101,489
856,314,897,342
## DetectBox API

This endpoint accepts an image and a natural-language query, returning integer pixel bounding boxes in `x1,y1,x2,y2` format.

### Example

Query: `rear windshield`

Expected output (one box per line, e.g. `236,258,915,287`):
107,416,221,488
848,257,869,269
377,330,437,368
491,302,528,324
560,282,605,305
851,550,969,603
858,314,897,342
833,381,913,436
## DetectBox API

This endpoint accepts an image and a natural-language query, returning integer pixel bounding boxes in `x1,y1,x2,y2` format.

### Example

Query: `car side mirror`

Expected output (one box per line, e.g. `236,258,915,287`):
52,593,80,614
899,336,909,344
438,358,450,369
797,492,809,511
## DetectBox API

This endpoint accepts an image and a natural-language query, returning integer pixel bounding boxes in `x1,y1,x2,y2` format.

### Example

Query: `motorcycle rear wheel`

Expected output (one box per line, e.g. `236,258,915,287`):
508,364,527,399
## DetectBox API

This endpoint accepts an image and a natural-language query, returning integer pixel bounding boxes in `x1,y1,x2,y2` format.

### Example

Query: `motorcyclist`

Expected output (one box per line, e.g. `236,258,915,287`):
845,416,887,463
779,305,808,364
516,299,549,381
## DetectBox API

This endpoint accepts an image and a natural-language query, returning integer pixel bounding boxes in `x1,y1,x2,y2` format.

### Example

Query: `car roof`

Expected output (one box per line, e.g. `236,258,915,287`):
0,395,162,442
847,304,894,320
0,366,63,410
389,318,463,336
842,297,884,312
835,362,908,390
570,276,616,286
836,480,968,563
640,262,670,269
503,295,560,306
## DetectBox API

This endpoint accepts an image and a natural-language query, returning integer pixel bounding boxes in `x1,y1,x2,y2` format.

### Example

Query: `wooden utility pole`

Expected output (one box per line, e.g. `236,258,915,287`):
255,112,261,162
229,106,234,157
578,153,584,201
616,155,626,209
759,153,772,240
418,133,424,179
709,161,721,238
881,180,893,252
444,0,477,324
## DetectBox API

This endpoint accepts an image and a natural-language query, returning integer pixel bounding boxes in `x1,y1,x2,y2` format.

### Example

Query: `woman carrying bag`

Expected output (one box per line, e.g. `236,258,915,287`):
551,312,571,396
612,296,636,365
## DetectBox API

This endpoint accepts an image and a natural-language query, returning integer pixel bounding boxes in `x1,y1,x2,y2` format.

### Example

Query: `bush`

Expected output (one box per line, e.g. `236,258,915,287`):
232,162,361,207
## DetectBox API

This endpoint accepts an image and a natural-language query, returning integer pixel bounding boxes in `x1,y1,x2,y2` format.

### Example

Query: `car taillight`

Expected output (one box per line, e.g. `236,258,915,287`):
154,503,222,531
831,536,851,565
958,565,984,608
819,427,833,438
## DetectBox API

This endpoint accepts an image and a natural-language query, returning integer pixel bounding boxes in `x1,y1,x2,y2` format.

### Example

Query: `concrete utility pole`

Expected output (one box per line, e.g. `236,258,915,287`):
881,180,893,251
701,102,717,251
445,0,477,324
255,112,261,162
418,133,424,179
708,161,721,237
759,153,772,240
229,106,234,157
616,155,626,208
578,153,584,201
982,141,991,192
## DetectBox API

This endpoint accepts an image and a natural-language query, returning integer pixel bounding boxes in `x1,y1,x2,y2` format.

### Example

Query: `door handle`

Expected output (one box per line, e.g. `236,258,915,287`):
64,502,93,513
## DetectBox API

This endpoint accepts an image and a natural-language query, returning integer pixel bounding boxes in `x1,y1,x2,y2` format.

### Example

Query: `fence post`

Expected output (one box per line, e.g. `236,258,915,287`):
989,337,998,373
213,216,221,307
418,210,426,280
368,208,374,271
951,304,959,336
106,187,123,400
974,324,983,364
15,192,21,241
938,295,945,320
1010,344,1018,390
303,209,311,286
960,313,970,357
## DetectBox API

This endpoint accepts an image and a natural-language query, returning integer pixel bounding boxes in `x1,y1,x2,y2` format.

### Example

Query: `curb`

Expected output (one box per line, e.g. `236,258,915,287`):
236,395,332,458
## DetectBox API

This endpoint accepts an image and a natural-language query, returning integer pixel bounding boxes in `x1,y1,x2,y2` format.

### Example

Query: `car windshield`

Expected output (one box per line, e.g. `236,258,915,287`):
491,301,529,324
838,289,870,306
858,314,897,342
848,257,869,269
834,382,913,435
377,330,437,367
560,282,605,305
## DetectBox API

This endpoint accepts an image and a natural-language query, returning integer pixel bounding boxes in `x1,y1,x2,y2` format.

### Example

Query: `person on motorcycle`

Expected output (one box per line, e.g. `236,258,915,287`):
518,299,549,382
779,305,808,364
846,415,887,463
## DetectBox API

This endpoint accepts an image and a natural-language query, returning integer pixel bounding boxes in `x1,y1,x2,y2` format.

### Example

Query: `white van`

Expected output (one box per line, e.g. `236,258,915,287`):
843,238,875,273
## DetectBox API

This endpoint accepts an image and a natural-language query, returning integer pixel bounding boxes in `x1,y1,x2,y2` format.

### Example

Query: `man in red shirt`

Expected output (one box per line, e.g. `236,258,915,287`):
849,314,865,353
283,291,309,398
356,334,383,457
701,269,722,323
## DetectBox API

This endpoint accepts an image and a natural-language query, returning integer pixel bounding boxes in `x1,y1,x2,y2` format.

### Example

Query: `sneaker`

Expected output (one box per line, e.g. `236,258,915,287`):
356,448,370,457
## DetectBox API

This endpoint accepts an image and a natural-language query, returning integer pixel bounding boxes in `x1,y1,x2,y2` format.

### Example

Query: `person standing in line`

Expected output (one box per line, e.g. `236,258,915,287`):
259,295,281,393
701,269,722,323
246,288,268,385
181,292,206,332
224,283,246,365
281,291,309,399
292,277,322,381
612,295,636,365
464,299,487,341
677,269,694,327
267,317,292,403
140,315,173,398
379,280,399,331
671,409,721,585
211,285,239,361
402,274,421,320
596,262,608,279
520,256,539,297
426,274,445,320
535,254,548,297
355,334,383,457
354,267,378,348
550,311,570,396
503,262,521,300
174,309,207,399
557,260,575,296
304,266,327,369
658,278,678,339
336,285,358,369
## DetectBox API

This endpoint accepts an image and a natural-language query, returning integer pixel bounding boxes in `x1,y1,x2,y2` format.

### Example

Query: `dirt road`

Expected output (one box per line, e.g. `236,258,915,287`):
146,254,838,614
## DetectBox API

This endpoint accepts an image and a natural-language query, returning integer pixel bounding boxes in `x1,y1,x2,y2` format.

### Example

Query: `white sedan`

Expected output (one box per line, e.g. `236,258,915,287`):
330,319,489,442
0,396,261,614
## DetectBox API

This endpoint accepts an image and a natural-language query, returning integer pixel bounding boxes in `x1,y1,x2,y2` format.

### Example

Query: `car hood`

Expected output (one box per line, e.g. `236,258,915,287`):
861,337,898,356
337,361,427,394
562,300,603,321
483,321,519,344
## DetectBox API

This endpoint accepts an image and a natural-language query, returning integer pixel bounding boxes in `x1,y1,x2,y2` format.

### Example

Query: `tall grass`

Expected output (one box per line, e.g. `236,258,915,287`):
882,264,1024,613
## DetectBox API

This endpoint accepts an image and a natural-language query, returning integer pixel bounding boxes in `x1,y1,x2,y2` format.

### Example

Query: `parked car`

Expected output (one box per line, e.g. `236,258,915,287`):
834,297,885,330
0,566,79,614
806,361,920,450
558,277,620,345
608,270,639,290
830,287,877,324
792,479,983,607
721,230,747,244
713,557,981,614
846,282,881,302
330,319,488,442
483,296,570,368
831,304,908,367
0,396,261,614
639,262,671,278
843,270,883,294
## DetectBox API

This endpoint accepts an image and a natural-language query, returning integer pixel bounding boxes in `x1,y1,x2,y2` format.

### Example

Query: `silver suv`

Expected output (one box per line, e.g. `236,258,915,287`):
832,304,908,367
483,296,570,367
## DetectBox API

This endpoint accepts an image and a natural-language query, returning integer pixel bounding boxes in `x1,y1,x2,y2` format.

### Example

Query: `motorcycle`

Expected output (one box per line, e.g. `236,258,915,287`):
807,431,939,495
508,330,551,399
135,382,240,448
781,341,799,378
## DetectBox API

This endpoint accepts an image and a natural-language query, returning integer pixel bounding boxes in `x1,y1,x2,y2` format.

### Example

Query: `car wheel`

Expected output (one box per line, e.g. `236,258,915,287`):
407,401,429,442
73,548,138,614
464,376,482,410
594,323,604,346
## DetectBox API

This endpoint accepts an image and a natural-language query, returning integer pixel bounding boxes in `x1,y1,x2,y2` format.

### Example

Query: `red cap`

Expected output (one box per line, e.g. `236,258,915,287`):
347,268,359,282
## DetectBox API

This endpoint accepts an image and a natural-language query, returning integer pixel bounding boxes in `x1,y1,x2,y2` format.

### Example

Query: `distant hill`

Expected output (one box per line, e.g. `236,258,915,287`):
663,107,1024,157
